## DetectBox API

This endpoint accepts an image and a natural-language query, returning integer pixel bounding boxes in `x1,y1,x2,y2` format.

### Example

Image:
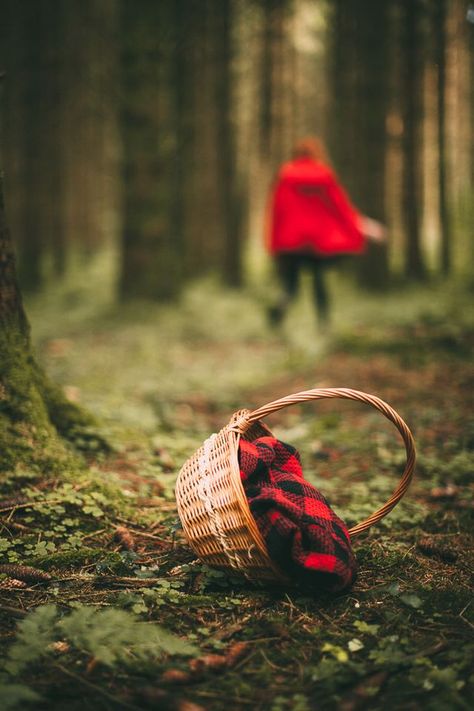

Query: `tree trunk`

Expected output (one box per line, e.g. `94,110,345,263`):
178,0,243,282
327,0,359,195
353,0,390,289
1,0,118,289
183,1,226,277
12,0,44,291
0,168,106,472
401,0,426,281
435,0,450,275
61,0,119,259
119,0,181,300
213,0,243,287
2,0,66,289
259,0,294,171
329,0,390,288
171,0,194,279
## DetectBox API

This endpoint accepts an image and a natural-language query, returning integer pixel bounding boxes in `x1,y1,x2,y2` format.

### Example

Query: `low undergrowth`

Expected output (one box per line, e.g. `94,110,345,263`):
0,280,473,710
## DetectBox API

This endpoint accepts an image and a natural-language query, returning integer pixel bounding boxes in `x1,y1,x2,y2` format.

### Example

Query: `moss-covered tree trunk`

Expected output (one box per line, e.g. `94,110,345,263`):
0,174,103,472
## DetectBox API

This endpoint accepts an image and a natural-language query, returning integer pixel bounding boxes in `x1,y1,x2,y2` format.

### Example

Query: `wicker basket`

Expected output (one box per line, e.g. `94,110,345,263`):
175,388,416,582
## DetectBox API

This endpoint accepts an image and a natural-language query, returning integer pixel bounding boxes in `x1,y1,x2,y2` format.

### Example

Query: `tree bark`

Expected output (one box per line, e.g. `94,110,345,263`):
119,0,181,300
171,0,194,278
259,0,293,170
1,0,118,289
327,0,358,195
0,168,107,472
435,0,451,275
214,0,243,287
14,0,44,291
181,0,225,277
401,0,426,280
353,0,390,289
329,0,390,288
61,0,119,258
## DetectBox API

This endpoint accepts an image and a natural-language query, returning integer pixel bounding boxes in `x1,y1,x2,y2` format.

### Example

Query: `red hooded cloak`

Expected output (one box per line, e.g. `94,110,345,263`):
268,157,365,257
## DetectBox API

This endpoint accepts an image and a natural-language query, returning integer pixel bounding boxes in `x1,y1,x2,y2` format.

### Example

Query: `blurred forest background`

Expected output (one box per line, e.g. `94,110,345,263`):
0,0,473,301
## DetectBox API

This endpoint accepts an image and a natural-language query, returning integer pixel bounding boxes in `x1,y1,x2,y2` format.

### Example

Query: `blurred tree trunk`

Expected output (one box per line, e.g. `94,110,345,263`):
445,0,473,275
233,0,264,259
435,0,451,275
119,0,180,300
0,2,29,282
2,1,45,291
327,0,358,194
3,1,70,286
214,0,243,287
184,1,226,277
177,0,244,285
353,0,390,288
61,0,119,258
470,4,474,274
39,0,65,276
329,1,389,288
172,0,194,279
174,0,237,284
400,0,425,280
259,0,294,170
1,0,118,289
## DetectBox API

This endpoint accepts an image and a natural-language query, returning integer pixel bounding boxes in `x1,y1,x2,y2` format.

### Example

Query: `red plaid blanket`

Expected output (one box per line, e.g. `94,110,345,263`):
238,436,356,592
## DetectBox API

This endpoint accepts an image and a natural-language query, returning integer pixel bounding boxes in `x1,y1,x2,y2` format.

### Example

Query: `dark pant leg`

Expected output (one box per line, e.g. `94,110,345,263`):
308,256,345,325
268,254,301,325
312,258,330,325
276,253,300,301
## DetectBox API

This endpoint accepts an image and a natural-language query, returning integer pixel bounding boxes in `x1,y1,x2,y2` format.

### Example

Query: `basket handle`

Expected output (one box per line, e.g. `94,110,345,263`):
234,387,416,537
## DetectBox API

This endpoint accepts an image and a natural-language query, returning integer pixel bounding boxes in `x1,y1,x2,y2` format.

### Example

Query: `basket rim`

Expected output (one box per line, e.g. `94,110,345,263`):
228,387,416,537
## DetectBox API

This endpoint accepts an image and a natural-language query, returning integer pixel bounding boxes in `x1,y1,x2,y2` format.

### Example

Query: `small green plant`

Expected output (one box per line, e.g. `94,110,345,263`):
4,603,198,677
0,682,41,711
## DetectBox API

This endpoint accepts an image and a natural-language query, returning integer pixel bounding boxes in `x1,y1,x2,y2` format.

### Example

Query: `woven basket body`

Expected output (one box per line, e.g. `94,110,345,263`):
175,411,285,580
175,388,416,582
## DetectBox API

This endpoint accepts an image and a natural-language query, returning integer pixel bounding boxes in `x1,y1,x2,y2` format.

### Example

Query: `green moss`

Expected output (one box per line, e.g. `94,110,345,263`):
36,362,111,454
0,326,109,473
92,551,135,575
28,547,126,573
0,328,63,472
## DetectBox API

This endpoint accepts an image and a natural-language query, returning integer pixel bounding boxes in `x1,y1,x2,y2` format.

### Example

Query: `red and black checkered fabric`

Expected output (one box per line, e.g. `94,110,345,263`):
238,436,356,592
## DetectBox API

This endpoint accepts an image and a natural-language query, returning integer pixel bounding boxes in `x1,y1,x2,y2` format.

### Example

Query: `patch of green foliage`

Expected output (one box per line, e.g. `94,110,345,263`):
0,683,40,711
3,603,197,683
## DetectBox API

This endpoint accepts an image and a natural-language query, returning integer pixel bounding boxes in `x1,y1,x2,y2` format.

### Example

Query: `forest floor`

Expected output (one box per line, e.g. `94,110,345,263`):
0,272,473,711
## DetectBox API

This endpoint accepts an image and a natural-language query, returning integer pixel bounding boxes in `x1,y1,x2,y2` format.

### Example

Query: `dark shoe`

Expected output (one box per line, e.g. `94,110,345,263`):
267,304,284,327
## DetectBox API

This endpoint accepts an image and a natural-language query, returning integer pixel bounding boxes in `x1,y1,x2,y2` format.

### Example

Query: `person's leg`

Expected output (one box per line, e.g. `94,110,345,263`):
268,253,300,326
311,258,330,327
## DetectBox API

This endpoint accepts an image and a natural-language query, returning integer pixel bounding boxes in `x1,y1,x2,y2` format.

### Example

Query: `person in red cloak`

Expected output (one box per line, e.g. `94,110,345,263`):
266,136,385,327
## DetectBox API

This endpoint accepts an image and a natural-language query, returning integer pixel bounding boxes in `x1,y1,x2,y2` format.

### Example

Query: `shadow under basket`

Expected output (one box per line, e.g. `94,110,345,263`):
175,388,416,583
